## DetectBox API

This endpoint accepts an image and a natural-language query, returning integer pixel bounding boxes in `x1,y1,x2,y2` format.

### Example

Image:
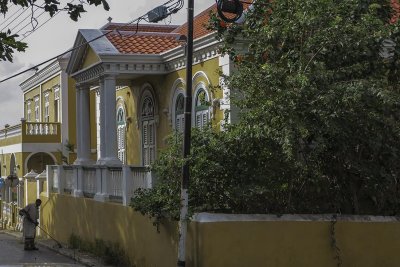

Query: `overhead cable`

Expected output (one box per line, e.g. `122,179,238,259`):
20,0,75,41
0,5,24,28
0,0,185,84
20,9,61,41
0,6,29,32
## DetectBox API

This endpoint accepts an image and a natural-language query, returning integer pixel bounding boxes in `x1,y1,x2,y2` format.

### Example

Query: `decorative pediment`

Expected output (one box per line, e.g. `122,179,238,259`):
66,29,119,75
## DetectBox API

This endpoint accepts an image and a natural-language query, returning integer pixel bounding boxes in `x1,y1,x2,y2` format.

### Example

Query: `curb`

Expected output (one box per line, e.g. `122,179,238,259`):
1,230,112,267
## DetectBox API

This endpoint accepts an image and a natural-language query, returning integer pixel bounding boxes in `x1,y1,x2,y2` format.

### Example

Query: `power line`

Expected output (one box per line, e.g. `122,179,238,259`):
20,0,75,41
0,6,29,32
9,4,45,34
0,5,24,28
0,0,185,84
13,9,46,36
20,10,61,41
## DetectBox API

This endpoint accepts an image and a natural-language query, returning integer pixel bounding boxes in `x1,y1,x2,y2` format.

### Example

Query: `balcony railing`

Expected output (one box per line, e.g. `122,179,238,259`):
82,167,96,198
46,164,154,206
25,122,58,135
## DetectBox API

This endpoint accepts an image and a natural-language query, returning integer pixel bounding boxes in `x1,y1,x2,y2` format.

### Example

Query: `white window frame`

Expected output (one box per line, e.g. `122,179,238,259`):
192,84,211,129
26,100,32,122
54,86,60,122
116,106,126,164
34,96,40,122
44,93,50,122
173,92,185,133
140,90,157,166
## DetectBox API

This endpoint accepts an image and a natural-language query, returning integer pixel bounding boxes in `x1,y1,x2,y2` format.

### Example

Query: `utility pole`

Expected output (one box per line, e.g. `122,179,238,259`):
177,0,194,266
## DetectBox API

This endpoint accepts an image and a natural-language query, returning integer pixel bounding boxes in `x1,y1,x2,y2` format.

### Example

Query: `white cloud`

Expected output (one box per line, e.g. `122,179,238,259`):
0,0,215,128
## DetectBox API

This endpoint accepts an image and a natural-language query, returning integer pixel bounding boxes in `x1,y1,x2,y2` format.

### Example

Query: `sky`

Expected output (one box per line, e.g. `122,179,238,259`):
0,0,215,128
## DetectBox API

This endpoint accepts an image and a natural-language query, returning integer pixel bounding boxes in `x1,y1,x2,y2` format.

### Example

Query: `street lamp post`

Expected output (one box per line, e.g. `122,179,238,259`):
177,0,194,266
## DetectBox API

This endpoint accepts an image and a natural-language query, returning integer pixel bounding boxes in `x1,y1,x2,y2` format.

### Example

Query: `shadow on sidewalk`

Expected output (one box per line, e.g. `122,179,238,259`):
0,229,115,267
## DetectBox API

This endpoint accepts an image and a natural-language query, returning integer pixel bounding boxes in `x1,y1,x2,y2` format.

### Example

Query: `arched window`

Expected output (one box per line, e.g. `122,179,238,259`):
175,93,185,133
194,88,210,129
141,94,156,166
116,106,126,164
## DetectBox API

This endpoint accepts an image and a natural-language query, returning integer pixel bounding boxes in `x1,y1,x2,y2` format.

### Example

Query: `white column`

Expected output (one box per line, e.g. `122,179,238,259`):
74,85,82,163
17,180,23,208
74,84,94,165
97,79,106,161
97,75,121,166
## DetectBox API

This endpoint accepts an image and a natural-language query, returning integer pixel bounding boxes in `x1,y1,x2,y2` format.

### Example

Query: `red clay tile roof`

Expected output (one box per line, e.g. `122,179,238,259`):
106,32,181,54
391,0,400,23
172,4,217,40
103,4,226,55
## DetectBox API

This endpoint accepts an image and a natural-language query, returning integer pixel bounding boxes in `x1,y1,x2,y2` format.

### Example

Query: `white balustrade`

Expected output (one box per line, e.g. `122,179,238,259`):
131,166,153,194
82,167,96,197
25,122,58,136
45,164,153,206
108,167,123,201
64,167,74,194
52,166,59,192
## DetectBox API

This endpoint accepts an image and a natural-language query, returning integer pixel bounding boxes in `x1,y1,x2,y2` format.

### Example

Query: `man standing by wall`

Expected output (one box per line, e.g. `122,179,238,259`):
19,199,41,250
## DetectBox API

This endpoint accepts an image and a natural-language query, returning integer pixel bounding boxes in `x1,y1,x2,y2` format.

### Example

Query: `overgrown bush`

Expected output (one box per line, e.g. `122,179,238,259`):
132,0,400,224
68,233,131,267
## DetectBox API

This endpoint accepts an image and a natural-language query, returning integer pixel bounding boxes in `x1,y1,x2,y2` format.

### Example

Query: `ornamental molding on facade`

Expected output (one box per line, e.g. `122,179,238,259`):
72,63,105,85
163,33,221,72
20,60,61,92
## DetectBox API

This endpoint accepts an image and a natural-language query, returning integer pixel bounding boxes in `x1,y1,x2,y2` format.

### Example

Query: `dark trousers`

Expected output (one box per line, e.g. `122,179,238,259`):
24,238,35,250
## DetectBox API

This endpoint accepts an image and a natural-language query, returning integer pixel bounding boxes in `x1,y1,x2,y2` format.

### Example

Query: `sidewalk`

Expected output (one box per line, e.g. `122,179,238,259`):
1,229,115,267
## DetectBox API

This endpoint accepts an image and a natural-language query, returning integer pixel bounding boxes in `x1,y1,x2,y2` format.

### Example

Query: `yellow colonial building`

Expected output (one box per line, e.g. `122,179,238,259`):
41,4,239,205
1,4,236,223
0,55,81,228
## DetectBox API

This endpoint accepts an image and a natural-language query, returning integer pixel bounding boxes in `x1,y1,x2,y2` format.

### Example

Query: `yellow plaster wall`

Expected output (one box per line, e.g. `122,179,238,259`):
25,180,37,204
0,152,24,178
123,57,221,165
22,130,61,143
187,220,400,267
81,47,100,69
116,87,139,165
24,86,40,102
21,152,31,175
24,86,40,122
41,75,61,122
0,135,22,147
22,74,61,123
39,193,400,267
40,194,178,267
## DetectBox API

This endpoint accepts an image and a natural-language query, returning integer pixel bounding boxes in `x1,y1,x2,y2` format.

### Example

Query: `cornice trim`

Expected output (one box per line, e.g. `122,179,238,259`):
20,60,61,92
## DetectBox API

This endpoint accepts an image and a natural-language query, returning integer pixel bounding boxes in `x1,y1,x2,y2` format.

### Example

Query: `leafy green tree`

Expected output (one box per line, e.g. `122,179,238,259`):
132,0,400,222
0,0,109,62
212,0,400,214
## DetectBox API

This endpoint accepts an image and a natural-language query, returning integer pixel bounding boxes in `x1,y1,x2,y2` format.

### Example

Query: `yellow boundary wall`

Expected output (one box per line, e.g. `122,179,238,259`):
40,193,400,267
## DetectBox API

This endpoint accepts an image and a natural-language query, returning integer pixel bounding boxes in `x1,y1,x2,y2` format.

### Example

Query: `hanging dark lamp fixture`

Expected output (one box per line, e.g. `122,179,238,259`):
217,0,244,23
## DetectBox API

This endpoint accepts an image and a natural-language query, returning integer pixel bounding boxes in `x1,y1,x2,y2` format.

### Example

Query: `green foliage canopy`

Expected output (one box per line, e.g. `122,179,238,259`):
132,0,400,223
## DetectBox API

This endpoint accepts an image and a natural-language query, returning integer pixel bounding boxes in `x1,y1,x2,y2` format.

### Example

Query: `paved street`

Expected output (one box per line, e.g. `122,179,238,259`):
0,231,83,266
